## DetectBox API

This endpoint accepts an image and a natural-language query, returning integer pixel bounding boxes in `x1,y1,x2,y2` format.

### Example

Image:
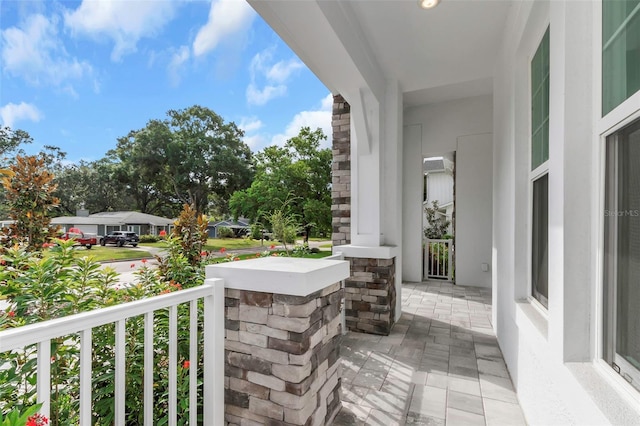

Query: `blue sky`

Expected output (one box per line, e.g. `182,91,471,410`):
0,0,332,163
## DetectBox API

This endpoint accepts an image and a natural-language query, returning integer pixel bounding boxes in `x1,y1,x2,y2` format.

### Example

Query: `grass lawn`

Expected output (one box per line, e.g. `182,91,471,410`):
140,238,267,251
62,246,154,262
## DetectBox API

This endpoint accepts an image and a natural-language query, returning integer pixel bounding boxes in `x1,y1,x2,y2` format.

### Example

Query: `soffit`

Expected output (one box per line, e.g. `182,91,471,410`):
250,0,512,106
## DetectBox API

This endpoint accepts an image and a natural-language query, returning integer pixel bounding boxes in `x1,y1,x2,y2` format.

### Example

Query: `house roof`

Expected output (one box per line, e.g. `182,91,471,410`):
52,211,174,226
209,218,251,229
89,211,174,226
51,216,123,225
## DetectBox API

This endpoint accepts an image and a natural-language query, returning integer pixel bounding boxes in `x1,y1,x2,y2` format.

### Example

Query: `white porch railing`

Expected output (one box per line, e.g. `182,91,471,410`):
0,279,225,426
424,239,453,281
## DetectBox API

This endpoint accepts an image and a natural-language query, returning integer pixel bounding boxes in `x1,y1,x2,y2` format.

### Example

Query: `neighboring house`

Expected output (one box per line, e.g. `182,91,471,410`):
52,211,174,236
250,1,640,425
207,218,250,238
423,156,454,236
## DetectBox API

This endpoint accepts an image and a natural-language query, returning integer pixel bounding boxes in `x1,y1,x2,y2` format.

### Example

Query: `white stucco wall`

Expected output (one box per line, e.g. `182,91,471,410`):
403,124,423,282
426,172,454,206
456,133,492,287
492,1,640,424
403,95,493,284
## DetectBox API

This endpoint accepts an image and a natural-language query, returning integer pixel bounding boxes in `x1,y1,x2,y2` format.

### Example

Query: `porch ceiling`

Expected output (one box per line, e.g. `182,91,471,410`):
249,0,512,107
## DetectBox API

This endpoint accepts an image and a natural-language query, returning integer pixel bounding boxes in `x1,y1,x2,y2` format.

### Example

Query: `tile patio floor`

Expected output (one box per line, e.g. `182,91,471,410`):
333,281,527,426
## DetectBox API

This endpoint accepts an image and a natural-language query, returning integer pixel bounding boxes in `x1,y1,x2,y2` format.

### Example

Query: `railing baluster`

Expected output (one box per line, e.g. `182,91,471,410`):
37,340,51,419
0,285,220,425
448,240,453,280
204,279,224,426
168,305,177,426
115,320,126,426
144,312,154,426
425,239,453,281
80,329,92,425
189,300,197,426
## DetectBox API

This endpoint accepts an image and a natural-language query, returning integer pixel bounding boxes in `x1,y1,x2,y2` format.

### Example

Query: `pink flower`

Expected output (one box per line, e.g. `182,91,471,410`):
159,230,167,236
183,360,190,369
7,311,15,318
200,251,208,257
141,258,148,264
219,247,227,254
269,244,275,250
130,263,135,268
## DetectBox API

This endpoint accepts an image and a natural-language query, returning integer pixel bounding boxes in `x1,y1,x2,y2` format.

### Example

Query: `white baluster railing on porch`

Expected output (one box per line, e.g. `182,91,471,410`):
424,239,453,281
0,279,225,426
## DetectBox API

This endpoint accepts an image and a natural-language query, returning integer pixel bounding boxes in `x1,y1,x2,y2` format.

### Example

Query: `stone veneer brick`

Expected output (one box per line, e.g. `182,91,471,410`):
332,94,351,247
224,284,343,425
344,257,396,336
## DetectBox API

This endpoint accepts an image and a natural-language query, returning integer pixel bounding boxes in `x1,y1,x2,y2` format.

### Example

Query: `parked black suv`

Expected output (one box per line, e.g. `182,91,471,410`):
100,231,140,247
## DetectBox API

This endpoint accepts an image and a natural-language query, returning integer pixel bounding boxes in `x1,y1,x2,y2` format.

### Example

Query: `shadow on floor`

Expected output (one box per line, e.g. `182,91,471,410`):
332,281,526,426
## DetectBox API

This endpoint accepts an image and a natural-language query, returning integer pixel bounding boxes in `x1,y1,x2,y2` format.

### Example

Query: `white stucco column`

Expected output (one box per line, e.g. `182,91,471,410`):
345,82,403,249
349,87,383,247
335,80,404,323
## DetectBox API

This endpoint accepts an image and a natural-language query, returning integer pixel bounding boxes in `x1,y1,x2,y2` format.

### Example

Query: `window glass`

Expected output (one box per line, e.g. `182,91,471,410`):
603,0,640,115
532,27,550,170
532,174,549,307
604,117,640,391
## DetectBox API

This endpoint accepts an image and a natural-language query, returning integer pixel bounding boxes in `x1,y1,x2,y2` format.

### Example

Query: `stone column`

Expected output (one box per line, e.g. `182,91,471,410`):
332,94,351,247
344,257,396,335
206,257,349,426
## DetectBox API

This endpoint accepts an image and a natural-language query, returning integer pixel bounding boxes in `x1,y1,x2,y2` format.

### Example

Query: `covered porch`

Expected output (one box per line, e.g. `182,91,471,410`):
336,281,525,425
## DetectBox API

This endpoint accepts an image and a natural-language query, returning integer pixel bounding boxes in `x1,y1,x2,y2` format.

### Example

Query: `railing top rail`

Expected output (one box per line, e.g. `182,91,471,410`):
0,280,221,353
425,239,453,244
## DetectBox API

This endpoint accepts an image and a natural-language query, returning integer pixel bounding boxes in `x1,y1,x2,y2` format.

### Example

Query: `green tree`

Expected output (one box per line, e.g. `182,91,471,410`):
229,127,331,240
423,200,451,239
1,155,60,251
53,159,137,216
0,126,32,161
109,105,253,215
0,127,33,219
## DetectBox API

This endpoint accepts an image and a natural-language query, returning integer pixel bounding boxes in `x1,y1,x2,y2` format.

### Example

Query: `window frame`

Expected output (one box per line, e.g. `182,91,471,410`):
597,0,640,401
601,115,640,394
601,0,640,116
528,25,551,311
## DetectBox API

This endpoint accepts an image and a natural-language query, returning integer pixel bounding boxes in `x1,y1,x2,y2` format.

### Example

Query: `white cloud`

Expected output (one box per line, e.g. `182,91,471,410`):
64,0,177,61
246,48,304,106
1,14,93,88
243,134,267,150
193,0,255,57
239,117,263,133
266,59,304,83
246,84,286,106
168,45,190,86
0,102,43,129
238,117,264,149
271,93,333,148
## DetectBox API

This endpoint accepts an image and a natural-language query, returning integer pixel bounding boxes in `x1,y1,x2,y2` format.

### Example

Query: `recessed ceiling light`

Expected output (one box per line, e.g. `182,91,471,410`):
419,0,440,9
